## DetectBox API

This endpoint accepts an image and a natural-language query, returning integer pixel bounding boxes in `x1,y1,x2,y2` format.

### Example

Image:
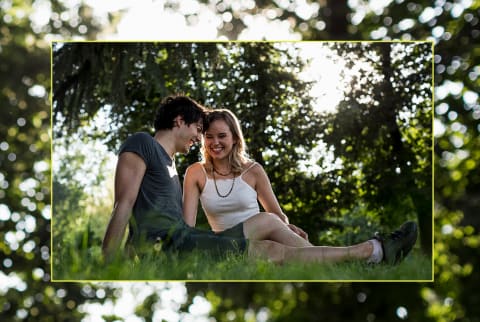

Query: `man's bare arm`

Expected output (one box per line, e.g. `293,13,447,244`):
102,152,146,261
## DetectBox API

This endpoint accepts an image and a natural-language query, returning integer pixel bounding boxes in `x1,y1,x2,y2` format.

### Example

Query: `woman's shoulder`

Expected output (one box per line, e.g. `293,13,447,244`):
186,162,207,175
242,161,263,174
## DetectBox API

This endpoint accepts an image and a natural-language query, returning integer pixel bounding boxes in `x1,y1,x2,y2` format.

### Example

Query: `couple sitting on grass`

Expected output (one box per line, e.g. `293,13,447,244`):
102,94,418,266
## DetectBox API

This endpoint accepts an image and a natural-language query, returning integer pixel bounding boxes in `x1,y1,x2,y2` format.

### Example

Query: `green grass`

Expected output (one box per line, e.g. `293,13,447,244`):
52,243,432,282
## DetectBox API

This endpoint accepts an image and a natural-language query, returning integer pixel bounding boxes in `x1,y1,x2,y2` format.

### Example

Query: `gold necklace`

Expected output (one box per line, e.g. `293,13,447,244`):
212,170,235,198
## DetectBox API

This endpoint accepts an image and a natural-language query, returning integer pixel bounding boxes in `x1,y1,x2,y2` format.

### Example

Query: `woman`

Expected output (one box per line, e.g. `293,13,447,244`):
183,109,417,264
183,109,312,248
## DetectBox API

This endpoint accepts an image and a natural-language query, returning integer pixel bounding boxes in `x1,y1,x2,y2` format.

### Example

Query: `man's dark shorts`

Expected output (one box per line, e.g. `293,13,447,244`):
145,223,247,258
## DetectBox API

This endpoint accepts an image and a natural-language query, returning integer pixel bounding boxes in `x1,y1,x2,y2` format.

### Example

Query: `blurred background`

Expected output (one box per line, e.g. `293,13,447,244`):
1,0,478,321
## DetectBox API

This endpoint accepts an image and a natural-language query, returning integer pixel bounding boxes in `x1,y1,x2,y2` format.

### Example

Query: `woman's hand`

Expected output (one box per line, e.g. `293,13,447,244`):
287,224,309,241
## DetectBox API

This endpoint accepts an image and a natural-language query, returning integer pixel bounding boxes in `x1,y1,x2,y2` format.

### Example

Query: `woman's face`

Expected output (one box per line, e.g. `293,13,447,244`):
204,119,236,161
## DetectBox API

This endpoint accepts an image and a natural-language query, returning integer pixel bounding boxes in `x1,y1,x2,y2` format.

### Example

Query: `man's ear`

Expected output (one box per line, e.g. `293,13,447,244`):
173,116,184,128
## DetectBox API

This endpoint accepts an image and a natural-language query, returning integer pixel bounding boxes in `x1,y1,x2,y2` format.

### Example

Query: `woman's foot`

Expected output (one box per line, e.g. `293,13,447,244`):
372,221,418,264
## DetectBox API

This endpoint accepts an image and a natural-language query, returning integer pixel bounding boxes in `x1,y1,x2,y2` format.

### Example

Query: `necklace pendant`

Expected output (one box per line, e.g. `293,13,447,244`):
212,171,235,198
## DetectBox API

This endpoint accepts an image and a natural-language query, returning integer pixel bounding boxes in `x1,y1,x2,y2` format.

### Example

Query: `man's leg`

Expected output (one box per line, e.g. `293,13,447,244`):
243,212,313,247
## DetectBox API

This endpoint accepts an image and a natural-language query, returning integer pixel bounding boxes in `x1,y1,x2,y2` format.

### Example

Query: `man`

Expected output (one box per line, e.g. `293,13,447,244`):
102,94,417,266
102,95,249,260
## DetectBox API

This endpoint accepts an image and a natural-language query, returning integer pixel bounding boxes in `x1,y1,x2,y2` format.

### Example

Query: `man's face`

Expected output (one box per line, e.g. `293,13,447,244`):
177,117,203,154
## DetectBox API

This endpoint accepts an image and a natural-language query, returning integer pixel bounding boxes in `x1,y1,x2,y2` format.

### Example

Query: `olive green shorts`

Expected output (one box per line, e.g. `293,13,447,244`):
155,222,247,257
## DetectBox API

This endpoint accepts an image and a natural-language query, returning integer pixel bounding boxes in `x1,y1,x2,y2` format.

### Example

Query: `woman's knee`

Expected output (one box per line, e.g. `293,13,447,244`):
248,212,282,227
248,240,287,264
244,213,283,238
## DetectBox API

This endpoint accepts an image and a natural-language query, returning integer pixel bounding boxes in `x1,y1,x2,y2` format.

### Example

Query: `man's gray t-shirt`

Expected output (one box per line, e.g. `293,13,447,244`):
119,132,184,243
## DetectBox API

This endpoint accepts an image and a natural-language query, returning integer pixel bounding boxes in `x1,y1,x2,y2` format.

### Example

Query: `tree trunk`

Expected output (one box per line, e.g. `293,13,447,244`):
379,43,432,254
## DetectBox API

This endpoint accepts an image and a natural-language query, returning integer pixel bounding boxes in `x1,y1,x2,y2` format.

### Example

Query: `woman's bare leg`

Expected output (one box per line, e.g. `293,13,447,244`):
284,241,374,263
243,212,313,247
248,239,374,264
248,220,418,265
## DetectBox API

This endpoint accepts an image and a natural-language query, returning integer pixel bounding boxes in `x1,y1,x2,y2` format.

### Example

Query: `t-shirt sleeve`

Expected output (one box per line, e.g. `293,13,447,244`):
118,132,154,167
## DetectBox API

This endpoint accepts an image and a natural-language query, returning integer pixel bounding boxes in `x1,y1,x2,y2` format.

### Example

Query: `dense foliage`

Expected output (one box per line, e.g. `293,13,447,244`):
0,1,116,320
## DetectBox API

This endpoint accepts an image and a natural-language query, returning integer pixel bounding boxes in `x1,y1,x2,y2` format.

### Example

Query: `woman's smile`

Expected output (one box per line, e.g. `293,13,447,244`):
211,146,224,153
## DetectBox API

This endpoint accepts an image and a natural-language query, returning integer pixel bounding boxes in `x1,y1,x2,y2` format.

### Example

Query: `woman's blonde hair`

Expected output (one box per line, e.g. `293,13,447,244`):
201,109,252,175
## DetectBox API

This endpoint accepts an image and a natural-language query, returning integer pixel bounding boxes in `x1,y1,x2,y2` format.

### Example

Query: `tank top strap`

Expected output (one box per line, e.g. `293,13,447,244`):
199,163,208,179
241,161,258,176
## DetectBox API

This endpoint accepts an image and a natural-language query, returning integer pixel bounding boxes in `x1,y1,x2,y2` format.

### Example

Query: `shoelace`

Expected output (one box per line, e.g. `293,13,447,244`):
388,230,404,240
374,229,406,245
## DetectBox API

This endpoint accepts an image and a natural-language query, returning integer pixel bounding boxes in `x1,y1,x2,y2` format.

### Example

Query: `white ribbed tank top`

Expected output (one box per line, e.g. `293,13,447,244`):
200,162,260,232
